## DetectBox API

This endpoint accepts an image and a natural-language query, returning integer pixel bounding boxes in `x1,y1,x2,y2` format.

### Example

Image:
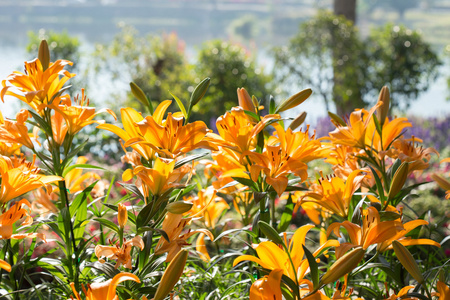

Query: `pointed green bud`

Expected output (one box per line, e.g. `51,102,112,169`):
166,201,193,214
130,82,153,114
190,77,210,106
392,240,424,284
258,221,283,245
320,247,365,285
328,111,346,126
276,88,312,113
154,249,188,300
376,86,390,126
38,40,50,71
289,111,307,131
388,162,408,200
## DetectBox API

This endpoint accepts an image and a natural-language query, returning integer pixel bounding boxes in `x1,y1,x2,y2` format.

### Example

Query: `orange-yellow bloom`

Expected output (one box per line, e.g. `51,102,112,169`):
435,281,450,300
301,170,365,218
250,269,283,300
234,225,339,285
127,111,212,159
383,285,415,300
123,157,188,200
327,207,404,257
0,199,46,241
155,212,213,262
186,187,229,228
1,58,74,112
70,272,140,300
51,89,116,136
329,103,381,149
95,236,144,269
0,109,35,149
0,155,62,204
432,173,450,199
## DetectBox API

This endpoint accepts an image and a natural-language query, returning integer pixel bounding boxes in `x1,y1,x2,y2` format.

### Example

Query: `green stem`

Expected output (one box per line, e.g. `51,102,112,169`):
59,180,79,289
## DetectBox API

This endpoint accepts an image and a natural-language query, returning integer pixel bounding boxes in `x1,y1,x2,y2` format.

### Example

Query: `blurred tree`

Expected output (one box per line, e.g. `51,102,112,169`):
365,24,440,110
273,11,368,114
27,29,84,95
195,40,272,124
273,12,440,114
93,25,195,113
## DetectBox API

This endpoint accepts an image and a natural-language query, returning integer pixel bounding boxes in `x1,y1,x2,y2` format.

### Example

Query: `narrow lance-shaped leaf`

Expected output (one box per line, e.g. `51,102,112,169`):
130,82,153,114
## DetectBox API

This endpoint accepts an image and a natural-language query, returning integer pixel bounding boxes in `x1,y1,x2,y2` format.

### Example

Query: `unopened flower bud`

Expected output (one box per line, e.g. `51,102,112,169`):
320,247,365,285
392,240,424,284
154,249,188,300
388,163,408,200
276,88,312,113
376,86,390,126
118,203,128,228
166,201,193,214
289,111,307,131
237,87,255,113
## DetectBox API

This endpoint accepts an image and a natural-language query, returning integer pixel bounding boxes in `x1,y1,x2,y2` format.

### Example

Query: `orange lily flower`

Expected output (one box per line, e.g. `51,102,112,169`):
0,155,62,204
300,170,366,218
250,269,283,300
327,207,404,257
186,187,229,228
215,107,280,156
95,236,144,269
127,112,211,159
196,232,210,262
365,116,412,152
31,187,58,216
431,173,450,199
155,212,213,262
51,109,68,145
329,103,381,149
123,157,188,200
0,109,35,149
51,89,116,136
0,199,46,241
70,272,140,300
385,137,438,173
383,285,416,300
233,225,339,286
1,58,74,113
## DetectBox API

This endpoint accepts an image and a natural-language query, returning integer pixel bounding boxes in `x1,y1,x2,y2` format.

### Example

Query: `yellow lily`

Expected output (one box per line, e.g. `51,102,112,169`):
250,269,283,300
95,236,144,269
215,106,280,156
329,103,381,149
155,212,213,262
385,137,438,173
365,116,412,152
0,199,46,241
327,207,405,257
1,58,74,113
233,225,339,285
123,157,187,200
186,187,229,228
97,101,172,161
0,109,35,149
70,272,140,300
127,112,211,159
0,155,62,204
301,170,366,218
51,89,116,136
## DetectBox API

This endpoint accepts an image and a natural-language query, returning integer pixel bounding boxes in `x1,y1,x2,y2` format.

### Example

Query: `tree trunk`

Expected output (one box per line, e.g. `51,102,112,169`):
334,0,357,23
332,0,357,116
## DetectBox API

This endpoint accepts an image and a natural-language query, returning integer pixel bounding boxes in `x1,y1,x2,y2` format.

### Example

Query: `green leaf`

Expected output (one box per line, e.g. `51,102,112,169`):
62,139,89,169
137,227,169,242
379,211,401,221
130,82,153,114
136,201,154,229
302,245,319,289
63,164,105,177
94,218,119,234
27,109,52,135
258,221,283,244
244,110,260,122
231,177,257,190
169,91,187,119
189,77,210,106
174,152,208,169
369,166,385,203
